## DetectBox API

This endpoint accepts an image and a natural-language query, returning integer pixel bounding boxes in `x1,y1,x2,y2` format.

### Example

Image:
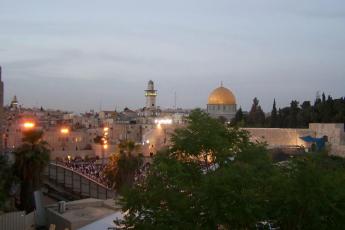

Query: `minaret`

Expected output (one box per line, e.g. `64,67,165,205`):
0,66,4,153
10,95,19,110
145,80,157,109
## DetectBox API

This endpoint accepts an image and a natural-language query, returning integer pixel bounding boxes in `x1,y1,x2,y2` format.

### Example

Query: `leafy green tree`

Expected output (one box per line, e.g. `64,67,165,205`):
118,140,141,157
116,110,345,229
117,153,203,229
247,94,345,128
198,145,277,229
297,101,312,128
271,153,345,229
287,100,300,128
171,109,250,168
117,110,269,229
0,155,17,212
247,97,265,127
232,107,246,127
13,130,50,213
93,135,103,144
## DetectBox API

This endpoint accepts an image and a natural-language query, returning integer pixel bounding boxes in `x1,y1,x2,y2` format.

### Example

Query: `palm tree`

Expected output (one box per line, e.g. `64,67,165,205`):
104,140,142,191
0,154,16,212
13,130,50,212
118,140,140,157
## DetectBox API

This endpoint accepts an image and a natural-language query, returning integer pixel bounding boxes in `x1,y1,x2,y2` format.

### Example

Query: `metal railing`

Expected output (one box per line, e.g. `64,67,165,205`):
44,162,115,200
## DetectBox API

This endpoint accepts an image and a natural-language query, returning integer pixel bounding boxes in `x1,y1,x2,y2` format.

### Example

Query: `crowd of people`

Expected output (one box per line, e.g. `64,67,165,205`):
56,156,152,189
134,162,151,183
58,157,111,188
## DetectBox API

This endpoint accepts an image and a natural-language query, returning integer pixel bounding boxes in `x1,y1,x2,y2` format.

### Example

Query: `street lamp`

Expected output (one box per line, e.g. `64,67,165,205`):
102,127,109,165
60,127,70,151
60,128,69,134
15,121,36,148
22,121,35,130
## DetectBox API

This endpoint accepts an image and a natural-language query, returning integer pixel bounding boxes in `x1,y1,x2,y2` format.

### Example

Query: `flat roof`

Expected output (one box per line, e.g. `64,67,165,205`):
78,212,123,230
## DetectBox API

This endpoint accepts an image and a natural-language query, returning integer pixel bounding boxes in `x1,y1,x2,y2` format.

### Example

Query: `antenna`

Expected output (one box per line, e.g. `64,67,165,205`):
174,91,177,110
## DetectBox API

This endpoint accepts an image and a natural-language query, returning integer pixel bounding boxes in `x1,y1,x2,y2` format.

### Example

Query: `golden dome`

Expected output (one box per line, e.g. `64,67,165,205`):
208,86,236,105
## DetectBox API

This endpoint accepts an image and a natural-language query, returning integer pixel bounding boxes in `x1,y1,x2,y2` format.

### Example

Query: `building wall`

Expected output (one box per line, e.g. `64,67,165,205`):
141,123,183,156
44,129,91,152
112,123,142,143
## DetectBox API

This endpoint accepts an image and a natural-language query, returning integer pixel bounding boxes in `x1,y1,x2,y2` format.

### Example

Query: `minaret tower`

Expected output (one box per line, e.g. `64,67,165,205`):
10,95,19,110
145,80,157,109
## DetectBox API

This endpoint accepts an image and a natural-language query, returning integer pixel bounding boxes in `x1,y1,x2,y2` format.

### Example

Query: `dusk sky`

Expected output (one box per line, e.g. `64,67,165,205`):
1,0,344,113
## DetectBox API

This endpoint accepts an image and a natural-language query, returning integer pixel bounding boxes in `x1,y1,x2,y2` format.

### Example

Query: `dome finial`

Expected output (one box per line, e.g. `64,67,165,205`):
220,81,223,87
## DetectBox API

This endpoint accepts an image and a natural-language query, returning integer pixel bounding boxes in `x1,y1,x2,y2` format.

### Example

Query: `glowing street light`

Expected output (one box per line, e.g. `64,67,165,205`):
22,122,35,129
103,144,108,150
154,119,172,125
60,128,69,134
103,127,109,132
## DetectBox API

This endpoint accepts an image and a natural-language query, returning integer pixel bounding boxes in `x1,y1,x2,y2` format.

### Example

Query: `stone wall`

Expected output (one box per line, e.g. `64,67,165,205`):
244,124,345,158
50,150,94,160
244,128,314,148
309,123,345,145
309,123,345,157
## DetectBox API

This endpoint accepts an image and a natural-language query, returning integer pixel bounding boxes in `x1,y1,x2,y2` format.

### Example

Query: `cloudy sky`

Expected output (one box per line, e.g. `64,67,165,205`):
0,0,344,112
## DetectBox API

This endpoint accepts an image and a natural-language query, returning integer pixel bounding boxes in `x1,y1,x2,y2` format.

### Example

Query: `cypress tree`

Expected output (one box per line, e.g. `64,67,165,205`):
270,99,278,128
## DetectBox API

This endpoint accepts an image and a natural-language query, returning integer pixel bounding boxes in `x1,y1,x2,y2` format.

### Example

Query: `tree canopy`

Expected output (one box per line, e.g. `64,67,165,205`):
104,140,142,192
232,94,345,128
0,155,16,212
116,110,345,229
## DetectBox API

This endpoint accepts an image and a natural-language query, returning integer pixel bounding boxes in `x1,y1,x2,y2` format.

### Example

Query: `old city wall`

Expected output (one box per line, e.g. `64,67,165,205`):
309,123,345,157
243,128,314,148
50,150,94,160
244,124,345,157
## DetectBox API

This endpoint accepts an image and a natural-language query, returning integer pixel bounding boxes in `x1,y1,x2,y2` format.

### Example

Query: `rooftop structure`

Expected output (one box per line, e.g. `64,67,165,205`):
46,198,121,230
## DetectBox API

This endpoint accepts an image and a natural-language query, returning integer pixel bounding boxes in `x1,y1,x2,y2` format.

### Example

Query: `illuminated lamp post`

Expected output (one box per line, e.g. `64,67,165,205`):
102,127,109,165
22,121,35,130
17,121,36,148
60,127,69,152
